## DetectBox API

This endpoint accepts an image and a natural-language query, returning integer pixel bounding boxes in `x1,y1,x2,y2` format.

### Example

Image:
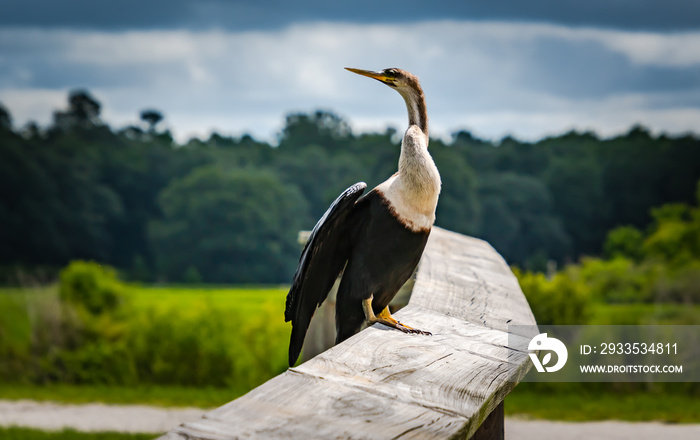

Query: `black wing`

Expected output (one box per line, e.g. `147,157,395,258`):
285,182,367,366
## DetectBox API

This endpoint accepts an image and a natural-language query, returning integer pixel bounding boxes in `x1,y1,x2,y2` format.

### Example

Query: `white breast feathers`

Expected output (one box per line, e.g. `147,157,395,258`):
375,130,441,233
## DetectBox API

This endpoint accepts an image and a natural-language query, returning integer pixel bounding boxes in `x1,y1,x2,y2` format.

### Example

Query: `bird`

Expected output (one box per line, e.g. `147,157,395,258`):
284,67,441,367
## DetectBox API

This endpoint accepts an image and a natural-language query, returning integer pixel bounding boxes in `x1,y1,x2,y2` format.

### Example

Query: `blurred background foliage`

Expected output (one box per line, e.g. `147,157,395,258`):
1,91,700,417
2,92,700,284
0,261,289,392
517,185,700,323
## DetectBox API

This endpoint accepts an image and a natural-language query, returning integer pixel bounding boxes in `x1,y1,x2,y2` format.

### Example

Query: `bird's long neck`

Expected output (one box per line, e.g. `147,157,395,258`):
398,86,428,139
374,81,440,231
396,85,440,203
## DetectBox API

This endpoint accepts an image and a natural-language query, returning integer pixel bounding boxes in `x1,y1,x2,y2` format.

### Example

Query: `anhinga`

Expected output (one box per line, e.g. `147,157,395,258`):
285,68,441,367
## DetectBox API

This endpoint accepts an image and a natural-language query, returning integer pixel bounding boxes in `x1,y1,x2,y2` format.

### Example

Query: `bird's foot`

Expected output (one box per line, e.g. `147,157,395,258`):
363,298,431,335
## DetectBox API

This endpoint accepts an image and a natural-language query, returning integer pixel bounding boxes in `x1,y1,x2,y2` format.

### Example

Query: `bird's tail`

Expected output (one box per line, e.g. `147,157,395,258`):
288,312,312,367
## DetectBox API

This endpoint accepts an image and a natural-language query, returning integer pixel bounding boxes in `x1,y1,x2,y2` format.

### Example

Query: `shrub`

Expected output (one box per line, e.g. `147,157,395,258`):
122,303,288,389
58,261,123,315
127,308,233,387
578,257,660,303
604,226,643,261
513,267,590,325
654,261,700,304
4,277,290,388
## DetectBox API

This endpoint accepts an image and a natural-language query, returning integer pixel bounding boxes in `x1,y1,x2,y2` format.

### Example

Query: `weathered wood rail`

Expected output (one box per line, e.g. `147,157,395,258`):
160,227,537,439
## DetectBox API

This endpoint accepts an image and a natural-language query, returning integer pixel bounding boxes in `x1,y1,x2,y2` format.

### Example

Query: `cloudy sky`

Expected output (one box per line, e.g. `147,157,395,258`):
1,1,699,142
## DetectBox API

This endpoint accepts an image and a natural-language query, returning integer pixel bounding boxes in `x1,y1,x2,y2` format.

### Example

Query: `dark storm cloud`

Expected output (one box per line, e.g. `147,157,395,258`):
518,37,700,99
3,20,700,143
1,0,700,31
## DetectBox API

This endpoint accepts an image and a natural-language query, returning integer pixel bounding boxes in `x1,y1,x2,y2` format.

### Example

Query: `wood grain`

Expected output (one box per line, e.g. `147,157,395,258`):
159,227,537,440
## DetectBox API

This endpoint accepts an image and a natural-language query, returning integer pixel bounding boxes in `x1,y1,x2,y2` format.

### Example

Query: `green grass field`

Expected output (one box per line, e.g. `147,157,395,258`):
123,284,288,318
0,383,233,408
0,283,289,323
0,286,57,350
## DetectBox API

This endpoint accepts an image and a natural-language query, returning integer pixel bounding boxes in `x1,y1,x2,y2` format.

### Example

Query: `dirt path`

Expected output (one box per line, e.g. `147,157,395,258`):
505,418,700,440
1,399,699,439
0,400,204,434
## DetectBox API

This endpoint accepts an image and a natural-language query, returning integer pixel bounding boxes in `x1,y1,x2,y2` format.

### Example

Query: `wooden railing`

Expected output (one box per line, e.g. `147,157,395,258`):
160,227,537,439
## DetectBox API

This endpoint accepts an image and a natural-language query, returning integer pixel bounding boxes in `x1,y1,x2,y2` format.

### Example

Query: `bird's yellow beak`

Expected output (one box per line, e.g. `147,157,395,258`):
345,67,391,83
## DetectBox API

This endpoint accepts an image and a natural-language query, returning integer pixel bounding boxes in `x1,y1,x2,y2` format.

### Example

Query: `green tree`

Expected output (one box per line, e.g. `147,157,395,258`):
545,158,609,257
150,166,309,283
0,132,123,266
140,109,163,132
278,110,352,151
477,173,571,266
53,89,102,131
604,226,644,261
0,103,11,131
430,139,481,235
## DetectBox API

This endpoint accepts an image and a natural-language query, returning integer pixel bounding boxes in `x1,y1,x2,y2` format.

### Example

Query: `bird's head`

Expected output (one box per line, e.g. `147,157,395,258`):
345,67,427,135
345,67,420,94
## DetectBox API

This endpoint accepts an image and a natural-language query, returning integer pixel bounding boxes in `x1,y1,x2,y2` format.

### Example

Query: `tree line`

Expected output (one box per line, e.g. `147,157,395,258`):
1,90,699,283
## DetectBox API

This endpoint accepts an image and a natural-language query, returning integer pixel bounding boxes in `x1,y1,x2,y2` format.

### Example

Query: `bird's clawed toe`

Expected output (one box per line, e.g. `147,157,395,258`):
397,322,432,336
411,328,432,336
375,317,431,336
363,297,431,336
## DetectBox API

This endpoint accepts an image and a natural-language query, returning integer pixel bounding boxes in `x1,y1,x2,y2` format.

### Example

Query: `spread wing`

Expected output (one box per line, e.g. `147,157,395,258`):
285,182,367,366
